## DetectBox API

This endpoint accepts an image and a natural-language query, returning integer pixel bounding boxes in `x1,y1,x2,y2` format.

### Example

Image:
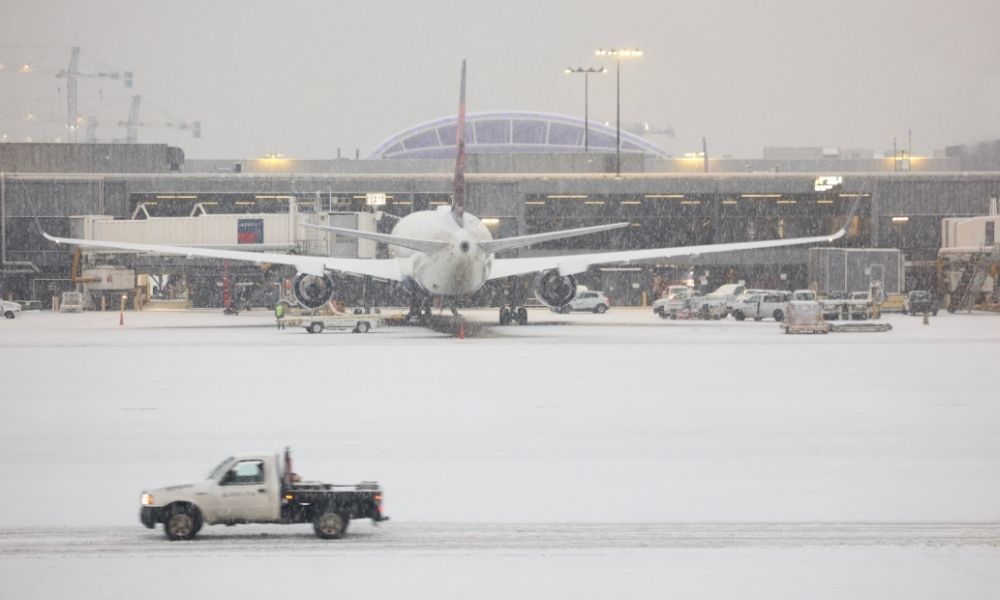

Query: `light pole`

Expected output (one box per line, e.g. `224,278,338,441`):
565,66,606,153
595,48,643,176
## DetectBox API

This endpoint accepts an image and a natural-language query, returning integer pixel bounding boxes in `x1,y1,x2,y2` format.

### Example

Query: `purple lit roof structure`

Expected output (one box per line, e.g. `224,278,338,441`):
368,111,668,159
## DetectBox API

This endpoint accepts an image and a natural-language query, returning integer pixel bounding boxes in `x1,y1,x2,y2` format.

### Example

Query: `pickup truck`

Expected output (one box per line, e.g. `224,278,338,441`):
689,282,746,319
140,448,387,540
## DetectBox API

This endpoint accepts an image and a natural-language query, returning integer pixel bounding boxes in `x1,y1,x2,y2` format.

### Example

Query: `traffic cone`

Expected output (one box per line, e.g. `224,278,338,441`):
119,310,125,326
458,322,465,339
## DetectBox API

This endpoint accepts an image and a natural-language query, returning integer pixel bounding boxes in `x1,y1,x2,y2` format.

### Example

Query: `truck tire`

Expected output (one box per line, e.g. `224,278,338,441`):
658,311,670,320
307,322,324,334
164,504,202,541
4,311,14,319
517,307,528,324
314,511,348,539
354,321,371,333
773,309,784,322
560,305,571,314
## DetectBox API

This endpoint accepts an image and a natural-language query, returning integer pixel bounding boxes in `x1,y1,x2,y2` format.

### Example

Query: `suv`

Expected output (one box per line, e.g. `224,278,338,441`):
902,290,939,316
731,291,792,321
557,290,611,314
1,299,22,319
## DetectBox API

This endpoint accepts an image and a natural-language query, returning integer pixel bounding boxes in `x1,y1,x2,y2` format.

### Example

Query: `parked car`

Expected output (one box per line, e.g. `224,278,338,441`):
731,291,792,321
1,299,22,319
557,290,611,314
902,290,939,316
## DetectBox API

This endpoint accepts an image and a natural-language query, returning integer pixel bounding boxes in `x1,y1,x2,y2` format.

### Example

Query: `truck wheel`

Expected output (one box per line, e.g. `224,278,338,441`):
307,322,324,334
733,312,745,321
773,309,784,322
354,321,371,333
658,311,670,320
164,505,201,541
499,307,511,326
4,311,14,319
314,511,348,539
560,305,571,314
594,304,608,314
516,307,528,324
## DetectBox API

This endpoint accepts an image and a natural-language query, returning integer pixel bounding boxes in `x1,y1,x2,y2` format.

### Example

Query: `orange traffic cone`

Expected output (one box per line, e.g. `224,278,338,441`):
119,311,125,326
458,322,465,339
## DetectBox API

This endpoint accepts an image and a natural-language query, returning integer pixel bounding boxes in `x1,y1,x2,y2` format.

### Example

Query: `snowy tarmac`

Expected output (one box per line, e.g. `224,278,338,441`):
1,308,999,598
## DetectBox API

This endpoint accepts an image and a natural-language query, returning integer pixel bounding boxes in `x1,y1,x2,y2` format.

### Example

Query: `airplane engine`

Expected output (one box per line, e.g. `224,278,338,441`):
292,273,335,309
533,270,577,308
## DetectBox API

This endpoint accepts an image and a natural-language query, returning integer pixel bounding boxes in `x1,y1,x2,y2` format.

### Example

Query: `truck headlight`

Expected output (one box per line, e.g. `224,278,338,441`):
141,493,154,506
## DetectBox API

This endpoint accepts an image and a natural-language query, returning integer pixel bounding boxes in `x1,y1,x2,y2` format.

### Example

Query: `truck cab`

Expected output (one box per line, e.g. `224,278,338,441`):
140,449,386,540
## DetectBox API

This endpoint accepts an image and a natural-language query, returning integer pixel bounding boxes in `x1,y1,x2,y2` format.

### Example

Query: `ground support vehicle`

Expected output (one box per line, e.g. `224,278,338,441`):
282,307,381,333
140,448,387,540
902,290,939,316
819,292,873,320
654,289,702,319
829,321,893,333
1,299,21,319
780,301,829,334
731,292,791,321
59,291,84,313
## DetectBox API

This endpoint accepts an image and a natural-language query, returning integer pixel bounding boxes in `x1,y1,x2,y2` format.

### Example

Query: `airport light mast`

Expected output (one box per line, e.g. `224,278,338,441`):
564,66,606,153
595,48,642,176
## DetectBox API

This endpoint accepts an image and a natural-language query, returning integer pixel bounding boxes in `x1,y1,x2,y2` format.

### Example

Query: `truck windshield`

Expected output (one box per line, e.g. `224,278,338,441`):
207,457,233,480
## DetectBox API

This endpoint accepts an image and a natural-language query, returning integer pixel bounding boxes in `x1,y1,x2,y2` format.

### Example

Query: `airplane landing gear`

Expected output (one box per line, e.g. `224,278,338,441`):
406,297,432,324
498,305,528,326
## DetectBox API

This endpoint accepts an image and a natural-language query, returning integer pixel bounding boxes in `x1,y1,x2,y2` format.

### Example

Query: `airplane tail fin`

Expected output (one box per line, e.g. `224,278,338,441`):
452,59,467,228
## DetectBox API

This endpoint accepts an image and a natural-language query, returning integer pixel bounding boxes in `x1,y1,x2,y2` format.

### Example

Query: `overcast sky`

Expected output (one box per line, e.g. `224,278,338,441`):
2,0,999,159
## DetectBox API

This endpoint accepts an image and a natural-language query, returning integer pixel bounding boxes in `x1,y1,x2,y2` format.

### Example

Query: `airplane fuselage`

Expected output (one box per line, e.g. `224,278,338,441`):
390,207,494,296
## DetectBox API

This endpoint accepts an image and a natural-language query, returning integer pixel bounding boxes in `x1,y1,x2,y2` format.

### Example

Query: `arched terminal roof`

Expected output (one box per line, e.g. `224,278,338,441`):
368,111,668,159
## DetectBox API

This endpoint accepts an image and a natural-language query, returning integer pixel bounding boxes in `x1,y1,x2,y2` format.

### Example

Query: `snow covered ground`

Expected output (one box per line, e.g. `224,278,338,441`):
1,308,999,598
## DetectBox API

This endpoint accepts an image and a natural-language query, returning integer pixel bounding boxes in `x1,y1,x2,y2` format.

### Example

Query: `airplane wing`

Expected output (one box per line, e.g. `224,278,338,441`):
488,198,861,281
479,222,629,254
41,233,405,281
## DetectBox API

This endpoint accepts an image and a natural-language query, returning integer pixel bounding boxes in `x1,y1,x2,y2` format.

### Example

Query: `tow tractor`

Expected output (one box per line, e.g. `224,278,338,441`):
139,448,387,540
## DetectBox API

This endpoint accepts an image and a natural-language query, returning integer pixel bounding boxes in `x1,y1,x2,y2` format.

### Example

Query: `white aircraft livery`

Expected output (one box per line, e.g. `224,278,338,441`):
44,60,858,325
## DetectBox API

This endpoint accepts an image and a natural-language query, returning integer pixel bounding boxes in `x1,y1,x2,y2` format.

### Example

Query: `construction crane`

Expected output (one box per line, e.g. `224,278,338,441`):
117,94,201,143
54,46,133,142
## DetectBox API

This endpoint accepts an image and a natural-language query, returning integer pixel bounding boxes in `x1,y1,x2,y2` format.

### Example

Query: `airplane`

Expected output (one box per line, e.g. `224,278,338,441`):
44,60,859,326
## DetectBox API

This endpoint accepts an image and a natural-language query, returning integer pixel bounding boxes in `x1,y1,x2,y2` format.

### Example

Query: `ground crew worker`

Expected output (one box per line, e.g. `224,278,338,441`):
275,302,286,329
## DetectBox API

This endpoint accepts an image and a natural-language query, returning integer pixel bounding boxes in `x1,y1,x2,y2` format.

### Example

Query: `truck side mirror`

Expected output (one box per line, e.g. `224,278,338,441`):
221,470,236,484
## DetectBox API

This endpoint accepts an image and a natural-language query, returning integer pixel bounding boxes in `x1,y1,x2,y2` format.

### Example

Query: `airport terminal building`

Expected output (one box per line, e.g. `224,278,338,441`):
2,114,999,308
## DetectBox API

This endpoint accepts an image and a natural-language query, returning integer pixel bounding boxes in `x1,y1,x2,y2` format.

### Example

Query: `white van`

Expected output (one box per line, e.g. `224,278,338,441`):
731,291,792,321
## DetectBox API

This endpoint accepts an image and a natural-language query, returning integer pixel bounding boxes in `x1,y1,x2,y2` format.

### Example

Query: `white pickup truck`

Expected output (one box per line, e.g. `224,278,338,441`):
140,449,387,540
689,282,746,319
